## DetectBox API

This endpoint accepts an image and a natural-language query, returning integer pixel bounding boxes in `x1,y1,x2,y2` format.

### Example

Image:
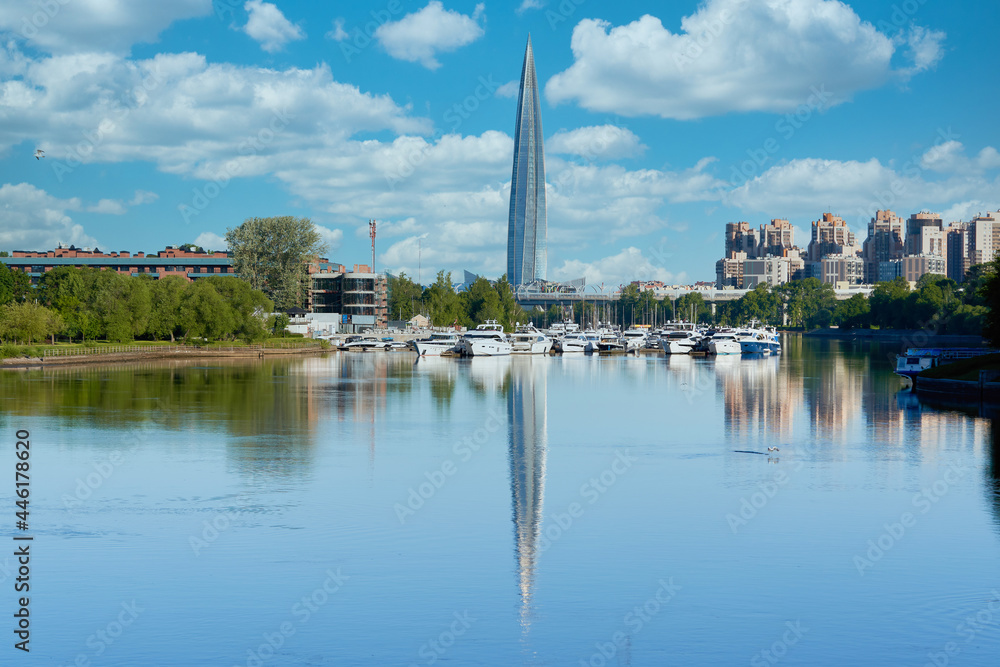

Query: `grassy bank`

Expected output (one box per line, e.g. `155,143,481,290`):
918,353,1000,382
1,338,330,359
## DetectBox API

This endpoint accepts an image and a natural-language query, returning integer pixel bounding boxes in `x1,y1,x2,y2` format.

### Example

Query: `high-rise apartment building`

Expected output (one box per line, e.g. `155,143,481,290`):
759,218,794,257
506,36,547,286
808,213,858,263
862,209,905,283
969,211,1000,267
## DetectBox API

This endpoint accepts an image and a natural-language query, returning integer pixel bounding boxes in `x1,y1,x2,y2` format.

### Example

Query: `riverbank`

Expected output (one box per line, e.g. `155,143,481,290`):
0,341,331,368
804,328,985,345
913,353,1000,398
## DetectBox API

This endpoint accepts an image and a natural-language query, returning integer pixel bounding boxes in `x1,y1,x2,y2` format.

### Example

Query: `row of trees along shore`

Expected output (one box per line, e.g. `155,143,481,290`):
1,230,998,346
0,216,325,345
390,262,1000,342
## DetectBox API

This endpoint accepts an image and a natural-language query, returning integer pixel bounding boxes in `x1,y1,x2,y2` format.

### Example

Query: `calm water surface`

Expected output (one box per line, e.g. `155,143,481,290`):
2,337,998,666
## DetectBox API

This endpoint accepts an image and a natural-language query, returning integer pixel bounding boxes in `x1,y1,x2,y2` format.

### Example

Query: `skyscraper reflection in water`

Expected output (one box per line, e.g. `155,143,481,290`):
507,357,547,631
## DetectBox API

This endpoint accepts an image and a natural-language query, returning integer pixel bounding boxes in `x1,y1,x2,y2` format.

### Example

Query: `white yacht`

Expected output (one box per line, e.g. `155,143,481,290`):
739,327,781,355
621,328,648,352
457,320,512,356
556,332,590,353
547,320,581,337
339,336,386,351
510,325,553,355
412,332,460,356
660,330,701,354
707,331,742,355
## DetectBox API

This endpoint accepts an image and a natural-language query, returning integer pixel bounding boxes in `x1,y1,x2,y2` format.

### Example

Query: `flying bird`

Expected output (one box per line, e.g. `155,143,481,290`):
767,447,779,452
34,149,45,160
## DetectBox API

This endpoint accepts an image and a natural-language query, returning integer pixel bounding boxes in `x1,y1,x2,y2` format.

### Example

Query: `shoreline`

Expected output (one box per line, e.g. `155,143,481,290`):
0,345,329,369
803,329,985,345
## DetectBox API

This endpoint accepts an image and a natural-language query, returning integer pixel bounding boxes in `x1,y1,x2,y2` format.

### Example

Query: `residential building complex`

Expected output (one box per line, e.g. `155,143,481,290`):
715,208,1000,288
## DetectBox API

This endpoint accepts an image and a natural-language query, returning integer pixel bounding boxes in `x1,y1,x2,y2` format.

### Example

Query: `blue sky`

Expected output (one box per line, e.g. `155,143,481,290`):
0,0,997,286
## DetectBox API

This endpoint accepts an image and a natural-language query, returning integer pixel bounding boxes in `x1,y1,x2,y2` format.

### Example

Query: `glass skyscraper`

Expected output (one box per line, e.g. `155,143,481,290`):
507,36,547,286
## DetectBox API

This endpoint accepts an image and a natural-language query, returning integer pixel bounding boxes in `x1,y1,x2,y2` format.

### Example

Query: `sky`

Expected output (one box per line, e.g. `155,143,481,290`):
0,0,998,287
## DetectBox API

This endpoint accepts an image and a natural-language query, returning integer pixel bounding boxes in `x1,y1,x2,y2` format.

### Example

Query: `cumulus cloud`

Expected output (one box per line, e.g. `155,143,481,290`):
193,231,227,250
495,80,519,98
725,148,1000,226
87,199,127,215
0,182,98,251
551,247,683,287
375,1,485,70
546,0,944,119
242,0,305,53
314,224,343,251
0,0,211,54
548,125,647,160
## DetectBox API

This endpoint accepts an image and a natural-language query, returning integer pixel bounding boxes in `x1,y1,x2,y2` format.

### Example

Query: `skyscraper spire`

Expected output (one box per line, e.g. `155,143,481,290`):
507,35,547,286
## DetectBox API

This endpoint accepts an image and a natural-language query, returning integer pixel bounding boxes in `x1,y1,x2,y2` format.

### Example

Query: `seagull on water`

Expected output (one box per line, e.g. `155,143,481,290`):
767,446,779,452
34,149,45,160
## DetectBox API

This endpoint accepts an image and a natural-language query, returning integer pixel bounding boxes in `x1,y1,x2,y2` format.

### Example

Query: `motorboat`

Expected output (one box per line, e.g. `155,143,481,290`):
597,331,626,353
339,335,386,351
621,328,648,352
510,325,553,355
739,327,782,355
412,332,460,356
555,332,589,353
457,320,512,356
705,331,742,355
660,330,701,354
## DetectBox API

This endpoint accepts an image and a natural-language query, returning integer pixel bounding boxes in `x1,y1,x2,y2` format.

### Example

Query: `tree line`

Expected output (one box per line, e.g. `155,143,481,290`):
0,267,277,345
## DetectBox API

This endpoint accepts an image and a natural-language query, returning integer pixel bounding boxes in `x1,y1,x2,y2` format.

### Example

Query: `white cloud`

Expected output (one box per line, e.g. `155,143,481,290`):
920,141,1000,175
314,224,343,252
552,247,683,287
325,18,348,42
495,80,519,98
0,0,211,55
375,1,485,70
516,0,545,14
193,231,227,250
87,199,127,215
725,150,1000,226
0,182,97,251
546,0,943,119
242,0,305,53
548,125,647,160
130,190,158,205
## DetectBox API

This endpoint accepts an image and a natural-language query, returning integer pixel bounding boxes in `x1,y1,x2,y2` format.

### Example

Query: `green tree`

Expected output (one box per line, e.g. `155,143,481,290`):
980,259,1000,346
494,275,527,330
207,276,273,342
147,276,189,341
423,271,462,326
388,272,423,321
38,267,98,342
776,278,835,328
460,277,501,327
961,264,991,306
179,280,235,341
0,302,62,344
869,277,911,329
834,294,870,329
0,261,14,305
225,216,327,310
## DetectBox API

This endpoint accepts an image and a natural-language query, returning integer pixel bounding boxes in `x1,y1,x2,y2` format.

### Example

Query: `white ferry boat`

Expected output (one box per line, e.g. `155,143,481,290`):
457,320,512,356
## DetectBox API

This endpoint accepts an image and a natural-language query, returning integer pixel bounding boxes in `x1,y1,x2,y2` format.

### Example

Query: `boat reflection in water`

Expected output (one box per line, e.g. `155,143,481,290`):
506,356,548,632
